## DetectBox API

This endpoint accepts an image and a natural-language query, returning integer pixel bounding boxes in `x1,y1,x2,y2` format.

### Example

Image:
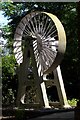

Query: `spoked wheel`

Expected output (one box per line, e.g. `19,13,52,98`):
14,11,66,75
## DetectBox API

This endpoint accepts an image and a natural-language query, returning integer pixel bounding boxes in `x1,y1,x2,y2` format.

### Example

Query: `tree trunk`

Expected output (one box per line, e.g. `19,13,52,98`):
74,2,80,120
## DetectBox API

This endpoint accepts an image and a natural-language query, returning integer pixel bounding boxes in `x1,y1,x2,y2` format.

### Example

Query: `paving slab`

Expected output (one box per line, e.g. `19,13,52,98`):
29,111,74,120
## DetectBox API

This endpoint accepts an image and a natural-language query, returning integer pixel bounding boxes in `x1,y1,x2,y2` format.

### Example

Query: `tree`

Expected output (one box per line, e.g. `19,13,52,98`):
74,2,80,120
1,2,78,104
2,55,18,105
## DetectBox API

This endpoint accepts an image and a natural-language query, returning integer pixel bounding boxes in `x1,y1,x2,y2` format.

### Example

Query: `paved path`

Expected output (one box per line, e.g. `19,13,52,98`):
1,107,75,120
29,111,74,120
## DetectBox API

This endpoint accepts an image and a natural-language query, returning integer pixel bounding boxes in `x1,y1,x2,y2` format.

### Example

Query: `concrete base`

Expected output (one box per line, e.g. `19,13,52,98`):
2,107,74,120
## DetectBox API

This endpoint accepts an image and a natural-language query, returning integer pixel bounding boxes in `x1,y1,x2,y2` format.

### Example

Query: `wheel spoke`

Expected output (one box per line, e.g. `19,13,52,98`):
43,25,55,39
42,16,49,34
43,48,54,63
34,15,39,32
43,20,53,38
14,11,66,74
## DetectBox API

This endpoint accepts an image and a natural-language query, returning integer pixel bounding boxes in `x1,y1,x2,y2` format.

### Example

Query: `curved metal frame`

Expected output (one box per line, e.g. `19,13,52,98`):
43,12,66,74
14,11,66,74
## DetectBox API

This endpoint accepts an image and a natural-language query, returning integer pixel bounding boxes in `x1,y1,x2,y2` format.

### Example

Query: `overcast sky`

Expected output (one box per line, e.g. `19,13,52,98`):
0,11,8,27
0,11,8,45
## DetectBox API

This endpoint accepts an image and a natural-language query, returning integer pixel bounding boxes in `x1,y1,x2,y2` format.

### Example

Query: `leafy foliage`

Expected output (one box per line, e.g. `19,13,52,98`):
2,55,18,105
1,2,79,104
68,98,79,107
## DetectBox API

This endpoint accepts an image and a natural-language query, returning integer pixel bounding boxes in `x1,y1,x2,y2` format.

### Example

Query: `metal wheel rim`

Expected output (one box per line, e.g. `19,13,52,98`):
14,11,66,75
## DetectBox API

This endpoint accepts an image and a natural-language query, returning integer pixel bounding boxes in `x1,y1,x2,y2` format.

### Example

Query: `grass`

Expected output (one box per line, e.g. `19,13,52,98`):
68,98,79,107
